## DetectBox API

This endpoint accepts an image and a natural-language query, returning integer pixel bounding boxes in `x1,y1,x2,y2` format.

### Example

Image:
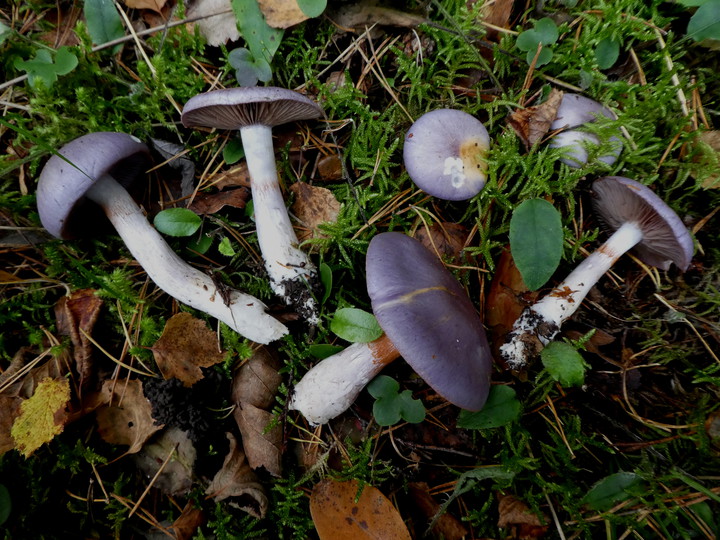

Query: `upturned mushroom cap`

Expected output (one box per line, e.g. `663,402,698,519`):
403,109,490,201
37,132,151,239
181,87,323,130
592,176,694,271
549,93,622,167
366,232,492,411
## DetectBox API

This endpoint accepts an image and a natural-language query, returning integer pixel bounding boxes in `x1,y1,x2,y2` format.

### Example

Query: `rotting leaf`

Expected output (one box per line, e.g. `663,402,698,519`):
55,288,103,393
167,501,206,540
188,187,251,215
123,0,166,14
187,0,239,46
232,347,283,476
290,182,341,245
0,396,22,455
310,478,412,540
133,427,196,495
150,312,226,387
508,89,564,150
257,0,311,29
497,494,549,538
11,377,71,458
150,139,196,198
408,482,468,540
328,1,425,30
94,379,163,454
207,432,268,519
414,222,469,264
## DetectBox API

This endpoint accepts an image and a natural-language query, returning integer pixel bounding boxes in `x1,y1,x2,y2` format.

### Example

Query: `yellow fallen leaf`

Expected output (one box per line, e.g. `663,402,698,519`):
11,377,71,458
258,0,310,29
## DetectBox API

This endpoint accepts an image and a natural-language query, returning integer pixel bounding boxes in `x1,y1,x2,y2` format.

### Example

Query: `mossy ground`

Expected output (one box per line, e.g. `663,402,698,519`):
2,0,720,538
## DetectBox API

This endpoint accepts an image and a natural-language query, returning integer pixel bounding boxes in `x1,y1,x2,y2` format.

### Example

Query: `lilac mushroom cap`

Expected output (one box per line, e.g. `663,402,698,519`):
366,232,492,411
37,132,150,239
592,176,694,271
549,93,622,168
181,86,323,130
403,109,490,201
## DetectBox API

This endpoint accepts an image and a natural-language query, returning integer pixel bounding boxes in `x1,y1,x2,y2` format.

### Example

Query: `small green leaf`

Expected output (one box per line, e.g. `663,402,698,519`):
330,307,383,343
687,0,720,41
372,394,402,426
218,237,236,256
595,37,620,69
231,0,284,64
187,231,213,255
534,17,559,44
308,344,344,359
319,262,332,304
397,390,426,423
297,0,327,17
516,29,540,52
223,137,245,165
368,376,425,426
510,199,563,291
14,47,78,89
457,385,521,429
368,375,399,398
0,21,12,45
84,0,125,46
228,47,272,87
0,484,10,526
582,472,642,511
153,208,202,237
541,341,587,387
526,46,553,67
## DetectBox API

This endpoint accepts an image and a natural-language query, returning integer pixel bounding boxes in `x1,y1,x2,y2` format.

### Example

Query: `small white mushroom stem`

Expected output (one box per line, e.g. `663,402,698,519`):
85,173,288,345
500,220,644,369
239,124,319,322
289,333,400,425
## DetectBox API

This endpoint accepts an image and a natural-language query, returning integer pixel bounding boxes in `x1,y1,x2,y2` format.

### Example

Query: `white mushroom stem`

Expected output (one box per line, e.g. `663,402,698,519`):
289,333,400,425
240,124,318,323
500,220,644,369
85,173,288,344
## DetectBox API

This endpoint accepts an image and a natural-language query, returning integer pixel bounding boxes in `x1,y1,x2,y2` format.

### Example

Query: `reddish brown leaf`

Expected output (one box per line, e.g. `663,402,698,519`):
414,222,470,264
290,182,341,245
188,187,251,215
317,154,344,181
95,379,163,454
497,494,549,539
508,89,564,150
477,0,514,41
408,482,468,540
207,432,268,519
0,396,23,455
212,164,252,191
167,501,206,540
55,288,103,392
310,478,412,540
232,348,283,476
150,313,226,387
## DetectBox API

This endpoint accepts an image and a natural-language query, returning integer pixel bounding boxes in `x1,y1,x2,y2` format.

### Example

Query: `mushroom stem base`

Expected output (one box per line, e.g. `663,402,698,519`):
500,221,643,369
86,173,288,344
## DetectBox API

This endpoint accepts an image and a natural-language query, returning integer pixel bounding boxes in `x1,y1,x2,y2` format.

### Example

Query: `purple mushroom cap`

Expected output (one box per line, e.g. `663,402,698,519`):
366,232,492,411
36,132,151,239
549,93,622,167
403,109,490,201
181,86,323,130
592,176,694,271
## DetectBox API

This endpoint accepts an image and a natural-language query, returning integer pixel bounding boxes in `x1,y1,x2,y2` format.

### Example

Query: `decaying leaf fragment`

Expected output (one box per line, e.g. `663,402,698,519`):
257,0,310,29
207,432,268,519
497,494,549,538
94,379,163,454
122,0,166,13
188,187,251,215
150,312,226,387
11,377,71,458
290,182,341,247
0,396,23,455
232,348,283,476
508,89,564,150
310,478,412,540
187,0,238,46
134,427,196,495
328,1,425,31
408,482,468,540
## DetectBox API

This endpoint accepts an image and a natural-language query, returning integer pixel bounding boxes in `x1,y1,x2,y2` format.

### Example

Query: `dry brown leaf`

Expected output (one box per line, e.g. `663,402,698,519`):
212,164,252,190
0,396,23,455
207,432,268,519
317,154,344,181
95,379,163,454
497,494,549,539
55,288,103,392
486,246,539,365
408,482,468,540
290,182,341,244
167,501,206,540
188,187,251,215
150,312,225,387
0,347,69,400
310,478,412,540
508,89,564,150
414,222,470,264
123,0,166,13
187,0,238,46
134,427,196,495
232,347,283,476
258,0,310,29
329,1,426,30
478,0,514,41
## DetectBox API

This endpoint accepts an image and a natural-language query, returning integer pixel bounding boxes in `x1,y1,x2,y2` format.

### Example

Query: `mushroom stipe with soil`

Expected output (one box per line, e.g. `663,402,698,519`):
500,176,694,369
36,132,288,345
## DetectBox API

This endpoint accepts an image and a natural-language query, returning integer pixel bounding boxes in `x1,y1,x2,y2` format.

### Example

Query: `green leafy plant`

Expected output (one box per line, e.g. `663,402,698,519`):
153,208,202,237
83,0,124,47
367,375,425,426
515,17,559,66
540,341,587,387
581,472,643,511
685,0,720,42
457,385,522,429
330,307,383,343
509,198,563,291
230,0,284,85
595,37,620,69
14,47,78,89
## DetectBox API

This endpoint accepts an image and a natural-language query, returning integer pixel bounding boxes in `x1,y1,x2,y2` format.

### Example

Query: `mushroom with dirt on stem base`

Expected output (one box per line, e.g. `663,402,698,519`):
290,232,493,425
403,108,490,201
36,132,288,345
181,87,324,324
500,176,694,370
